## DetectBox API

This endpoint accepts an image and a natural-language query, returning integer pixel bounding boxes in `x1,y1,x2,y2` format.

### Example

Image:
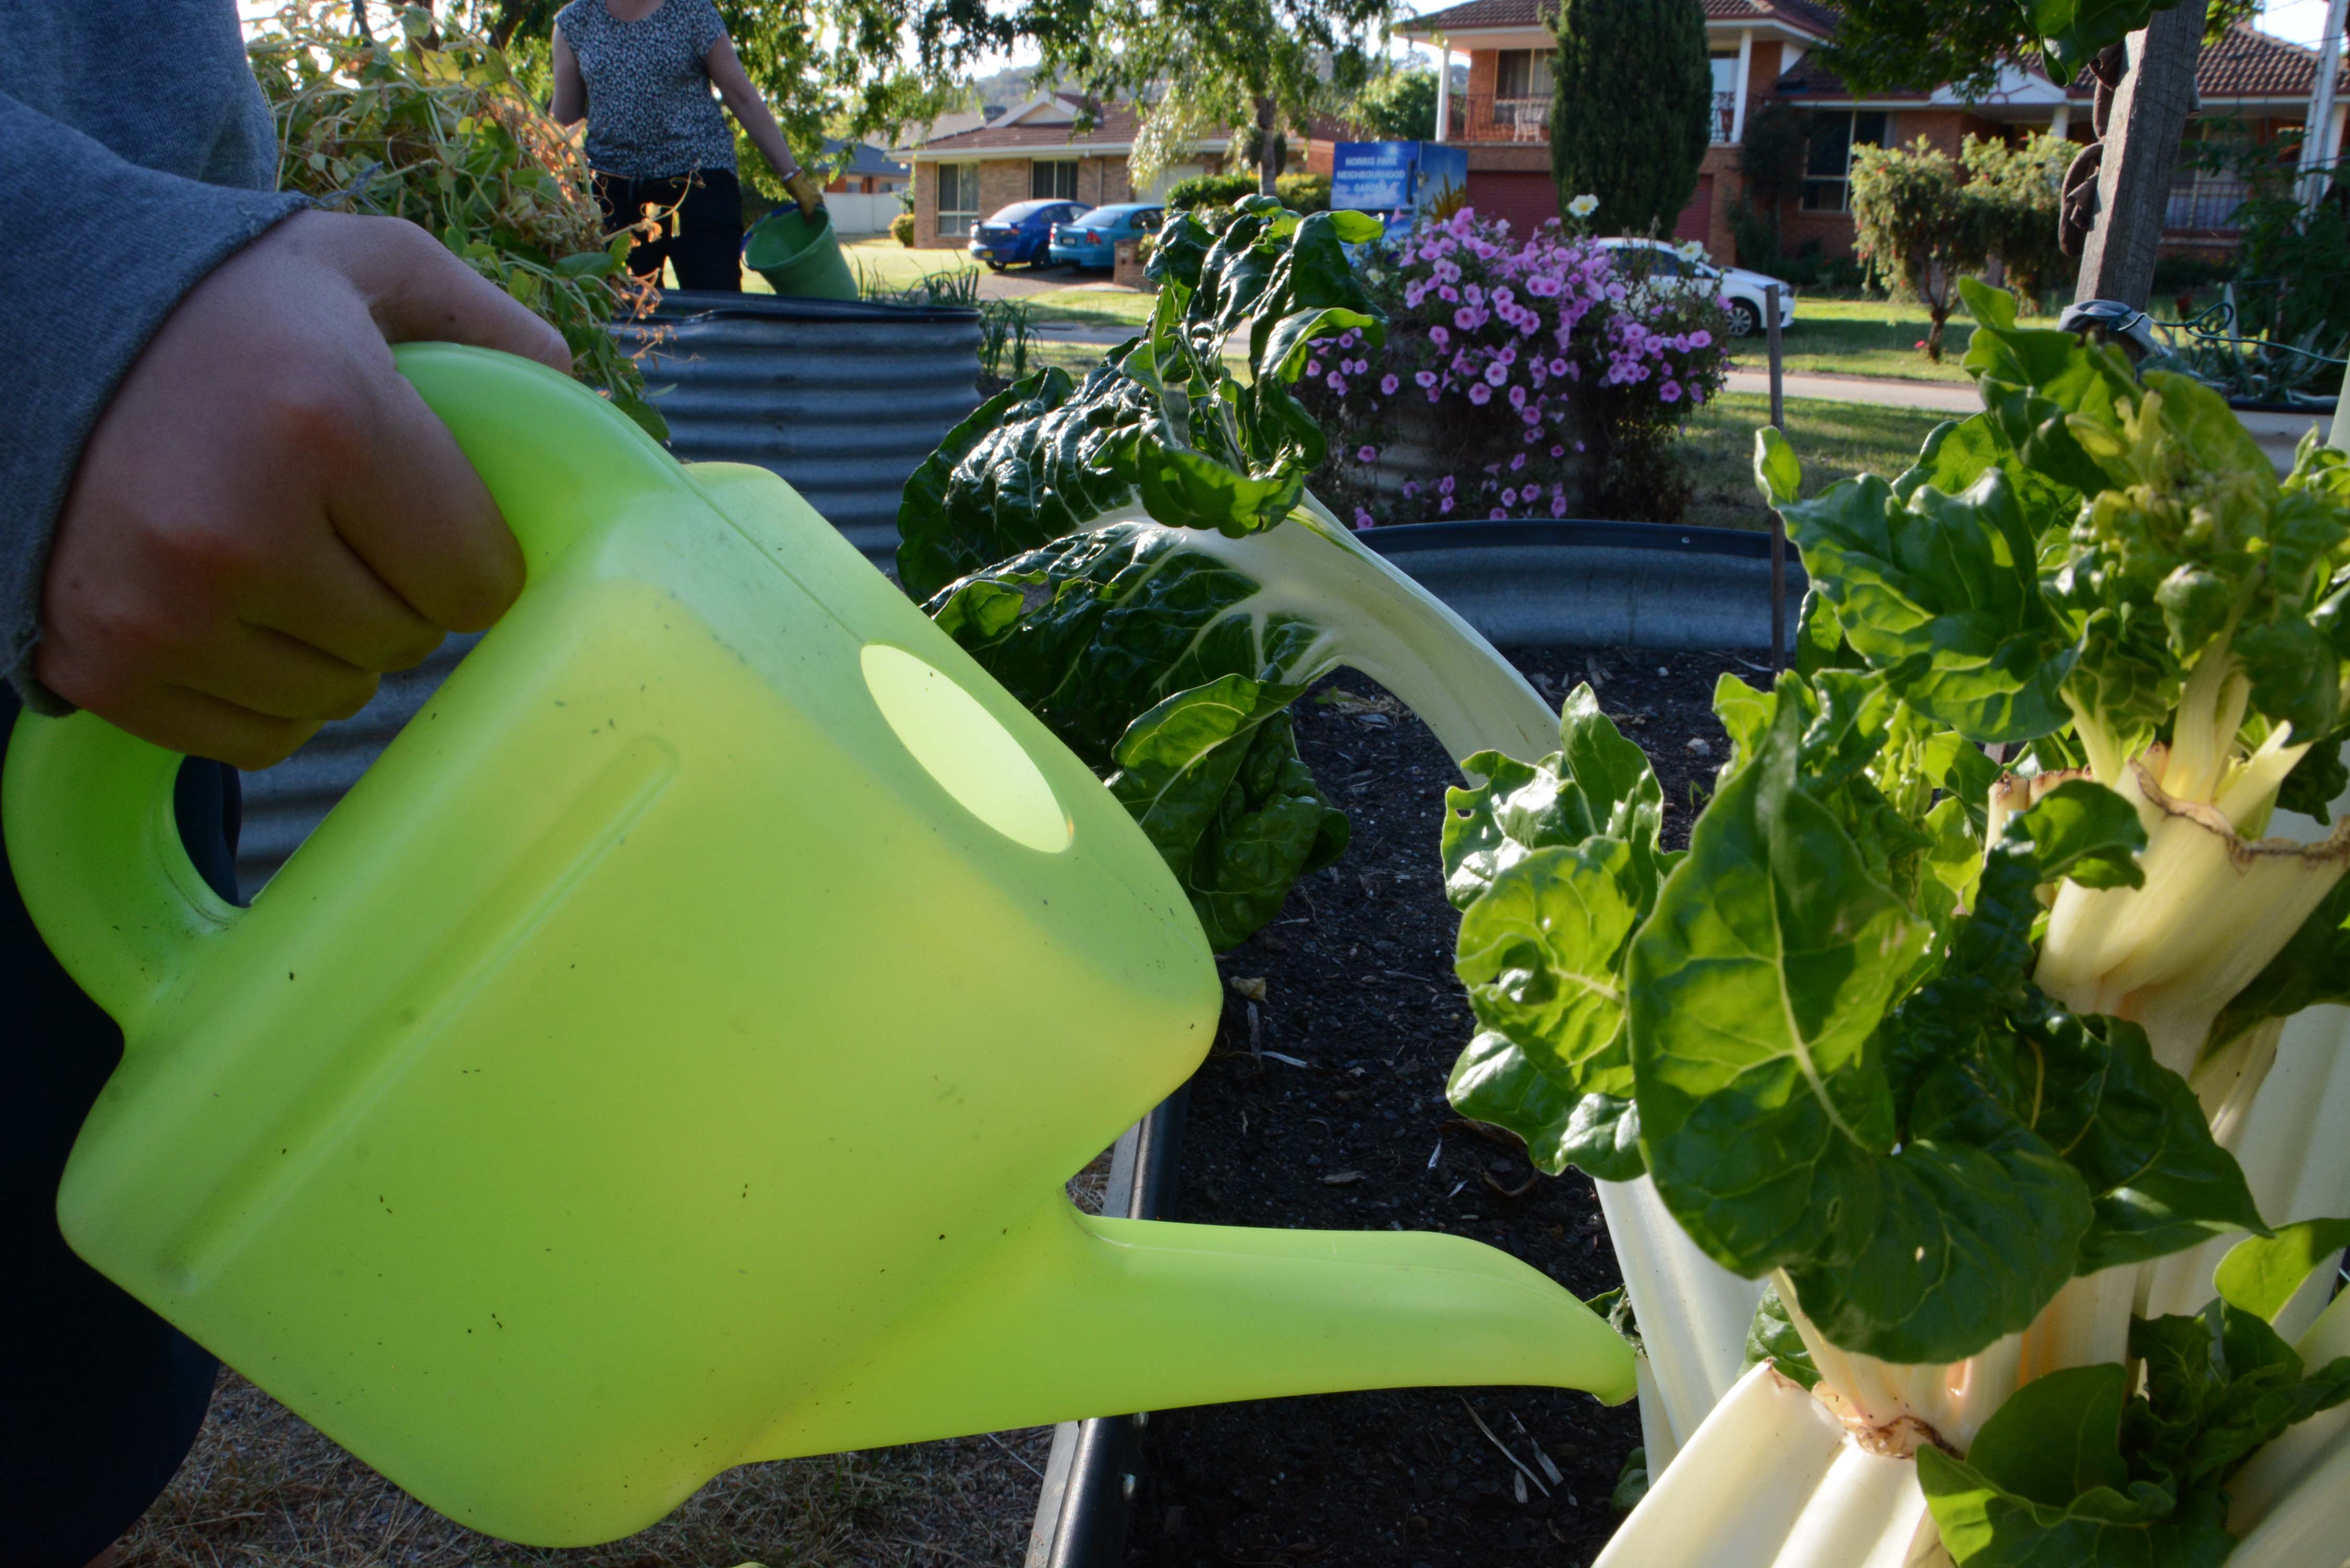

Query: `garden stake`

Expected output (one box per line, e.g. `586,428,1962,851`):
1765,282,1787,673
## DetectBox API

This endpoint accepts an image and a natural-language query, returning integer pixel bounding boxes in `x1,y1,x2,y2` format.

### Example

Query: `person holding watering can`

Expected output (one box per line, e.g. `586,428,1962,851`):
551,0,823,292
3,4,568,1562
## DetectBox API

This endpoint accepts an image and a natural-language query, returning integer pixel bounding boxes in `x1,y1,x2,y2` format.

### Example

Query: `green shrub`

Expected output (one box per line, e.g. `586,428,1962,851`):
891,211,916,247
1166,171,1259,210
1274,172,1331,213
1549,0,1713,235
1351,68,1438,142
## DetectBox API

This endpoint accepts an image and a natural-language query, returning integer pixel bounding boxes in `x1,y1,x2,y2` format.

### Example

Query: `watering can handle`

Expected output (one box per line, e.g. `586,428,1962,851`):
4,346,684,1031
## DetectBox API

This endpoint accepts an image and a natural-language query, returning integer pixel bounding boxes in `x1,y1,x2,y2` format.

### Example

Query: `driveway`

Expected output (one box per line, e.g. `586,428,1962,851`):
1725,367,2330,474
975,261,1111,300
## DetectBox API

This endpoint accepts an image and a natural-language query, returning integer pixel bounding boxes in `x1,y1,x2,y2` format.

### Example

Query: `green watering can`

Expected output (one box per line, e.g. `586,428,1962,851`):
5,348,1631,1547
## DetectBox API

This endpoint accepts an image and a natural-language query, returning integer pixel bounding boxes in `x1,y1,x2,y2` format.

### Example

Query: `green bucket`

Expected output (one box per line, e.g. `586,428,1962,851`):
743,204,860,300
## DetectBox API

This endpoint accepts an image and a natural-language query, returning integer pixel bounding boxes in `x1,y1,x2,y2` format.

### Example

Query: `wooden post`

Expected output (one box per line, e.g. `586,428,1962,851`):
1766,283,1787,672
2075,0,2210,308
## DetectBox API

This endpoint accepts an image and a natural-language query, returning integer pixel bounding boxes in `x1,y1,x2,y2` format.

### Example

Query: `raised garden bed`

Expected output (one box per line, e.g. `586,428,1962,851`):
1117,644,1754,1568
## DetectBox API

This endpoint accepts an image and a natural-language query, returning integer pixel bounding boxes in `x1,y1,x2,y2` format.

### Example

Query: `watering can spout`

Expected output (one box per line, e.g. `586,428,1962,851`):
748,1197,1637,1463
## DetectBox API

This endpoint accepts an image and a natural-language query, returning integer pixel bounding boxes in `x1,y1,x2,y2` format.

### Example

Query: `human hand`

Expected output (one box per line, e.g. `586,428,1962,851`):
38,209,571,770
782,167,824,218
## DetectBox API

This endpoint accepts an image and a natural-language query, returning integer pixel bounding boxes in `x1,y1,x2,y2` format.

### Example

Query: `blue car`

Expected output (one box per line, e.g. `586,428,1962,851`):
967,199,1085,270
1047,203,1166,270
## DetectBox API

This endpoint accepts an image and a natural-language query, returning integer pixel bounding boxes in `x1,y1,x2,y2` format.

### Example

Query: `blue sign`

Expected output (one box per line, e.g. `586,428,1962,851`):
1330,142,1469,214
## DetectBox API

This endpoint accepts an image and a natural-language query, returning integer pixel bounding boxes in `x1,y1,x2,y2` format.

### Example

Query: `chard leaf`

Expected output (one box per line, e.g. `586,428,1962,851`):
1442,684,1665,911
1455,839,1643,1099
1781,466,2075,742
1558,1093,1645,1181
1637,697,2137,1362
1792,587,1856,677
1445,1036,1644,1180
2130,1301,2350,1495
1918,1364,2237,1568
2034,1016,2269,1274
2214,1217,2350,1323
895,201,1388,601
1966,1362,2134,1508
1107,677,1344,950
1754,424,1801,508
1957,278,2138,500
1741,1279,1822,1390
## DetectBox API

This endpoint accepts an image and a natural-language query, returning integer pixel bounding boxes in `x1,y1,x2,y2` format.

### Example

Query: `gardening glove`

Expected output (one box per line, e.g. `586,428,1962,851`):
782,167,824,218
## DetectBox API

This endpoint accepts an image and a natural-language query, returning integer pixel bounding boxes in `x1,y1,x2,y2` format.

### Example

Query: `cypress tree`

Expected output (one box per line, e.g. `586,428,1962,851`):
1549,0,1714,236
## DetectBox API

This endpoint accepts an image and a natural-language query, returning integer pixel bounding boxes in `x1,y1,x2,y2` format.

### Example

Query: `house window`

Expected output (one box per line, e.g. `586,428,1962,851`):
936,162,980,236
1031,159,1079,200
1495,49,1553,101
1801,110,1890,212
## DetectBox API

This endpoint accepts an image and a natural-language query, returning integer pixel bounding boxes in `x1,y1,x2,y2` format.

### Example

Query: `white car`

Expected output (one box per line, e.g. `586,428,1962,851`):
1597,237,1795,338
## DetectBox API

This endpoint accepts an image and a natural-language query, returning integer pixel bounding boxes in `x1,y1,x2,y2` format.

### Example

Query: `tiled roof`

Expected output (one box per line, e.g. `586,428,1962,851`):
822,138,909,178
1400,0,1836,37
2198,20,2350,100
915,101,1151,154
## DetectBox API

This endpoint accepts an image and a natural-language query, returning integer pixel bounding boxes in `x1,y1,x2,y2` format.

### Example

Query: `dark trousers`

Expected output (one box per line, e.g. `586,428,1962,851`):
2,690,234,1565
594,166,743,293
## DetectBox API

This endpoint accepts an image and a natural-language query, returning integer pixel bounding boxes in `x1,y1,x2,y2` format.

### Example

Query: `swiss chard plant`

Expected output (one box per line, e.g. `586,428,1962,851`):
896,199,1558,949
1441,278,2350,1565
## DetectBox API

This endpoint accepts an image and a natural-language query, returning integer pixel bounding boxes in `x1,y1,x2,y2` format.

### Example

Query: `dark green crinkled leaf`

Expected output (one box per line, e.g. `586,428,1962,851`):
1919,1362,2238,1568
2129,1301,2350,1496
1106,677,1344,951
1455,839,1643,1100
1442,683,1665,911
896,202,1388,601
1445,1033,1645,1179
1741,1279,1822,1390
1781,465,2075,742
1634,694,2082,1363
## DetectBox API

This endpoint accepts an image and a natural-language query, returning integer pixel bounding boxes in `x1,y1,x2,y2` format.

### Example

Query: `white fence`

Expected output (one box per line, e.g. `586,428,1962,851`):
823,191,903,235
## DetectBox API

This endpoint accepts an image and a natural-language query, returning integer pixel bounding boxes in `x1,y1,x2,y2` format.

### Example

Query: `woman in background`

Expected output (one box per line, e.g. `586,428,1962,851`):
552,0,821,292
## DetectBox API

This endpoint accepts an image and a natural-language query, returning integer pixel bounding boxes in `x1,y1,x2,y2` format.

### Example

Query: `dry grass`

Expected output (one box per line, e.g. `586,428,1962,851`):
119,1374,1052,1568
114,1149,1127,1567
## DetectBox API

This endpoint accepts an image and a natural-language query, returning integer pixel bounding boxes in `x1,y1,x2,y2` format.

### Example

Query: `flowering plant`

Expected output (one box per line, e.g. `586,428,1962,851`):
1298,203,1731,526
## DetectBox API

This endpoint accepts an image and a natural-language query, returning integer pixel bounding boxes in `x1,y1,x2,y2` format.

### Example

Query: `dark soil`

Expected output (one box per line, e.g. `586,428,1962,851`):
1125,644,1755,1568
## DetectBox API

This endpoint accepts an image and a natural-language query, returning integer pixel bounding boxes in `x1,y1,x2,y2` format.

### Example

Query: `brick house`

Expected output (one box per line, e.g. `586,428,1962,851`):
905,97,1234,248
1395,0,2350,264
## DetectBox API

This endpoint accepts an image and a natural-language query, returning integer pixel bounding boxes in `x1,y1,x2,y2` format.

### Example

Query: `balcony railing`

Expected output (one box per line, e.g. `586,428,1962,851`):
1445,92,1553,143
2164,177,2249,233
1443,88,1738,145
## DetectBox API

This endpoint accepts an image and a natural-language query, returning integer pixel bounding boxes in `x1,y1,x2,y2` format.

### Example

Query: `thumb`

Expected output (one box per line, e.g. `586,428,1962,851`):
320,212,574,374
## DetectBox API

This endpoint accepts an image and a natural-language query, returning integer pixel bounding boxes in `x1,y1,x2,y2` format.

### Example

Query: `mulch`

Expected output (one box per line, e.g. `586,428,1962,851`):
1124,644,1753,1568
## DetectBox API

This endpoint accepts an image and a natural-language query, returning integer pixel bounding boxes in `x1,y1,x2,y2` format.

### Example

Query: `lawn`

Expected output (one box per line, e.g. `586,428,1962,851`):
1761,297,1977,384
1675,389,1954,533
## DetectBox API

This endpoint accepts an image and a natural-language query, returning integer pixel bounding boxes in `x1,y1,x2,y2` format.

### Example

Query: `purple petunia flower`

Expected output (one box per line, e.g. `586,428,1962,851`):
1328,372,1347,393
1357,445,1378,464
1429,325,1450,348
1484,361,1508,387
1381,373,1400,396
1508,385,1528,410
1468,382,1492,405
1353,508,1374,530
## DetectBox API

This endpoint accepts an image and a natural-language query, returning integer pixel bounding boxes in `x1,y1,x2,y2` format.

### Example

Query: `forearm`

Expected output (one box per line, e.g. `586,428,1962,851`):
723,88,800,183
0,89,303,709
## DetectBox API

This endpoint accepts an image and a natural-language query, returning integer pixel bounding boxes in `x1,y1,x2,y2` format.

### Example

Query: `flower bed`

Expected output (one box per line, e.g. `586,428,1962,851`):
1298,207,1731,528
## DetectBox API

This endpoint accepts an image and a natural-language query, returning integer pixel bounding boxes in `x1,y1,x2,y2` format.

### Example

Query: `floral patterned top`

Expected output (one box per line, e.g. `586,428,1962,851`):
556,0,735,180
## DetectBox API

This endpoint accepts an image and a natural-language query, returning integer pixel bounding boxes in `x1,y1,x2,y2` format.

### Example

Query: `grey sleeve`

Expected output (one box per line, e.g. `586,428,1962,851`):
0,90,304,711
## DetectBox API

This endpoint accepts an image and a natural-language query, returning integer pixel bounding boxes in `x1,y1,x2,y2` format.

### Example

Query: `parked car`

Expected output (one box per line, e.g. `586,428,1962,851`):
1597,237,1794,338
968,200,1086,270
1047,203,1165,269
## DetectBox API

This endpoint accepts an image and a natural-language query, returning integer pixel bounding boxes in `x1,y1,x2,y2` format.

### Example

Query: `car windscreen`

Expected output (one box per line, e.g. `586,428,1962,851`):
988,201,1062,223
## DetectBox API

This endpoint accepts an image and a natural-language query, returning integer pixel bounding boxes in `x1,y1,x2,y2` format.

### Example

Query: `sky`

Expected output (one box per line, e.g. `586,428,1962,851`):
238,0,2339,78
